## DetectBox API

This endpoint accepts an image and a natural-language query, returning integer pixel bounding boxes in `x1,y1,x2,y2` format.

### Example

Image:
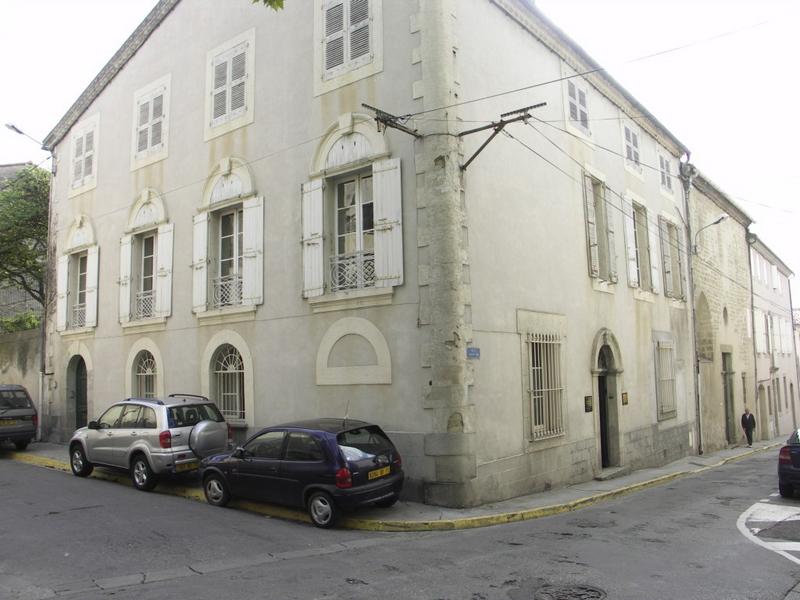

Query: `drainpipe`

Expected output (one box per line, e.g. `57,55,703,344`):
38,151,56,442
746,231,759,435
680,156,702,454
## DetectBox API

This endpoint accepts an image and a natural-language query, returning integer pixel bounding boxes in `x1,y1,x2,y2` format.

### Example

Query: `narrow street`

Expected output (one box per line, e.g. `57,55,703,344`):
3,448,799,600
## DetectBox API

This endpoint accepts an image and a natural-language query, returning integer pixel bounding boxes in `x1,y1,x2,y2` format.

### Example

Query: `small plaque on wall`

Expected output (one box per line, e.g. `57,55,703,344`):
622,392,629,406
584,395,593,412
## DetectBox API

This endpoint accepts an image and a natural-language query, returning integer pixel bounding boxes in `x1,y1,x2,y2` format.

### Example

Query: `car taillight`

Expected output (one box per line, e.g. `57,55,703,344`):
393,452,402,467
780,446,792,465
335,467,352,489
159,430,172,449
32,414,38,429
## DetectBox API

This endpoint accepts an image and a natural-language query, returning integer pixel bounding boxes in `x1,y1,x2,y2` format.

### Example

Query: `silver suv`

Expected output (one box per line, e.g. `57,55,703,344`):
69,394,230,491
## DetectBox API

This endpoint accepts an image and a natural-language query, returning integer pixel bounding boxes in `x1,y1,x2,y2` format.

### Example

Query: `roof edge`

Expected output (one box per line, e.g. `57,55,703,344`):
692,171,753,227
43,0,181,151
748,233,794,277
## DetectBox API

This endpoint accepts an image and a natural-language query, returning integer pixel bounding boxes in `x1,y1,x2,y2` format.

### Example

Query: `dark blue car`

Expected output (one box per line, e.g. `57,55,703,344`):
778,430,800,498
200,418,404,527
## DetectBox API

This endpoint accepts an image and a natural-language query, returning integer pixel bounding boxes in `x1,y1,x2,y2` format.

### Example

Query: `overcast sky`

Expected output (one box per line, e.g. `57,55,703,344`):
1,0,797,297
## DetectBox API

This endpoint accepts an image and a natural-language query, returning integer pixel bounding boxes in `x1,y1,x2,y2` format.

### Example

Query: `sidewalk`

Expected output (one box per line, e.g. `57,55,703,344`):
2,436,784,532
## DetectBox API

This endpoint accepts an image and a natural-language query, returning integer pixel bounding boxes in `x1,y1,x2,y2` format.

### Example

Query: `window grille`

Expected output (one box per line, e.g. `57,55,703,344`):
214,344,245,420
135,351,157,399
526,333,564,440
656,341,677,419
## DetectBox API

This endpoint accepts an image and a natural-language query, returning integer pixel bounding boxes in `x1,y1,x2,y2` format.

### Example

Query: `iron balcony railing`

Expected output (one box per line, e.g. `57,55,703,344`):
329,250,375,293
135,289,155,320
72,303,86,329
213,274,243,308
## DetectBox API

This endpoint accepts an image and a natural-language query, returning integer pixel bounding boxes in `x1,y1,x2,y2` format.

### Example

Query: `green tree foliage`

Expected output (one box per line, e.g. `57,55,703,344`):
0,311,40,333
252,0,284,9
0,167,48,307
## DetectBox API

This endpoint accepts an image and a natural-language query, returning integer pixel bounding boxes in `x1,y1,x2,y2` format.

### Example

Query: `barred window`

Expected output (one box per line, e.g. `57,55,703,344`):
135,351,157,399
656,341,676,420
213,344,245,420
526,333,564,440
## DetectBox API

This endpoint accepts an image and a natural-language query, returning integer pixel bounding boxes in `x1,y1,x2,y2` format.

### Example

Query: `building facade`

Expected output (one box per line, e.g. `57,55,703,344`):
43,0,700,506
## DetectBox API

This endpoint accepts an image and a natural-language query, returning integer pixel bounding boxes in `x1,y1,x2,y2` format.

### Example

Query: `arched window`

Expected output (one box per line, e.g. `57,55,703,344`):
135,350,157,398
213,344,245,420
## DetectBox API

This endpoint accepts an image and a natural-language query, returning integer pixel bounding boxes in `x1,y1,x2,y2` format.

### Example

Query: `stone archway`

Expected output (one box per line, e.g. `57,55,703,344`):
591,329,623,470
66,355,88,430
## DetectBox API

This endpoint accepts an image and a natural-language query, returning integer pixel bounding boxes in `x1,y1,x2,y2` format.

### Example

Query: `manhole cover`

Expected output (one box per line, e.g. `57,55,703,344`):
534,584,607,600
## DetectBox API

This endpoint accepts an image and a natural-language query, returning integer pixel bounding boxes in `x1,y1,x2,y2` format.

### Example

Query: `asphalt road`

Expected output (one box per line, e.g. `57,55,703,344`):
2,448,798,600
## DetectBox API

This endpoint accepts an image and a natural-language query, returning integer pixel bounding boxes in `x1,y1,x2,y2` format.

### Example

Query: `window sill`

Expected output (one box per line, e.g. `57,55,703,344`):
660,186,676,201
68,179,97,199
591,278,616,294
308,286,393,314
131,149,168,172
657,410,677,422
121,317,167,334
624,163,645,181
632,288,655,303
227,419,248,429
668,298,686,309
524,432,567,453
195,304,257,326
565,120,592,141
60,327,95,339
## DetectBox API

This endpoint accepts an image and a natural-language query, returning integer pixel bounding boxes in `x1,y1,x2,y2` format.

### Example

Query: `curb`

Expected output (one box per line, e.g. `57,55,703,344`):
3,442,780,532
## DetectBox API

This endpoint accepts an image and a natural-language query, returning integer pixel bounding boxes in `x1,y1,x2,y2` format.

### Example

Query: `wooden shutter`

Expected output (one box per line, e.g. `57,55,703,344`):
151,93,164,147
119,235,132,323
302,179,324,298
372,158,403,287
56,255,69,331
85,245,99,328
211,54,228,124
137,99,150,153
229,44,247,116
155,224,174,317
622,197,639,288
349,0,370,61
72,135,84,184
192,213,209,313
83,131,94,179
324,1,345,72
677,226,687,299
605,186,618,283
647,217,659,295
658,217,672,297
583,173,599,278
241,196,264,306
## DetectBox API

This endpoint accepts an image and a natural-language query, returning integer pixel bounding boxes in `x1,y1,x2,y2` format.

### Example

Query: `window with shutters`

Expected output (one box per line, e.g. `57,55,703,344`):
658,153,674,193
57,248,99,331
566,80,590,134
131,76,169,169
69,115,99,195
331,172,375,292
623,124,641,171
655,339,677,420
204,30,255,141
314,0,383,95
134,233,156,320
658,217,686,300
214,208,244,308
629,202,653,291
583,172,616,284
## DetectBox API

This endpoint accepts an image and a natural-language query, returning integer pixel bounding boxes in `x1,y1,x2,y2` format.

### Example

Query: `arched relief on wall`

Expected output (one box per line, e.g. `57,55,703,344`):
123,337,166,399
696,293,714,362
316,317,391,385
126,188,167,232
65,215,96,251
311,113,388,174
590,328,624,374
202,157,255,207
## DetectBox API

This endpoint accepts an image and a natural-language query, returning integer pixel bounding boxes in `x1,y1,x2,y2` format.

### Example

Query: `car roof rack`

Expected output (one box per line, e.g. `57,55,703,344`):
167,393,210,402
124,397,165,405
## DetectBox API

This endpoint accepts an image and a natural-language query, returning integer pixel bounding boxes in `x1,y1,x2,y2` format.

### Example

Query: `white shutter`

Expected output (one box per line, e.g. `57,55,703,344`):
302,179,325,298
211,53,229,125
755,310,765,353
155,224,174,317
56,255,69,332
192,213,209,313
583,174,599,279
605,186,618,283
230,44,247,116
324,0,345,72
647,222,660,295
349,0,370,61
372,158,403,288
84,245,99,328
772,265,780,290
119,236,132,323
241,196,264,306
677,227,687,299
622,197,639,288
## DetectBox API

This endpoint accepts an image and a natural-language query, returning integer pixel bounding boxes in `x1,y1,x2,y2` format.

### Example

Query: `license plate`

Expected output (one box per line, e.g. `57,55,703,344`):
368,466,390,480
0,419,16,427
175,460,199,473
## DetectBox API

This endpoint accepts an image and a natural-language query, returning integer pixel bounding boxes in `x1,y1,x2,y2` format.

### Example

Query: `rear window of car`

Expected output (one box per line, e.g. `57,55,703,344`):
168,404,223,428
789,430,800,445
337,425,393,461
0,390,32,409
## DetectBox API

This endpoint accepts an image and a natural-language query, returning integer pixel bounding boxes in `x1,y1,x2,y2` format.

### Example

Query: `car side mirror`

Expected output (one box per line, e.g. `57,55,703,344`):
88,421,99,430
233,446,246,459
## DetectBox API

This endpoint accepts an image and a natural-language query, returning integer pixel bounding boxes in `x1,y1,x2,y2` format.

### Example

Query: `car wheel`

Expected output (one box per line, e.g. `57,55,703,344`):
130,454,158,491
375,493,399,508
203,473,231,507
779,481,794,498
14,440,29,451
70,444,94,477
307,491,338,528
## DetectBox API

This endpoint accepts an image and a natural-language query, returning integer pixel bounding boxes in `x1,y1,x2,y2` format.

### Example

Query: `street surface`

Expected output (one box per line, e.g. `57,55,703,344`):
2,448,799,600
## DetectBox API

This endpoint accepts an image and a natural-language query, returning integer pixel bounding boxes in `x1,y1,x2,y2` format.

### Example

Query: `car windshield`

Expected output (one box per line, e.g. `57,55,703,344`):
0,390,31,409
337,425,393,461
168,404,223,428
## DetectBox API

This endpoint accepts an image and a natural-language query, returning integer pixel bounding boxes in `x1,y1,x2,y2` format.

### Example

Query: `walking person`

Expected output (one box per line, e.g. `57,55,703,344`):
741,407,756,447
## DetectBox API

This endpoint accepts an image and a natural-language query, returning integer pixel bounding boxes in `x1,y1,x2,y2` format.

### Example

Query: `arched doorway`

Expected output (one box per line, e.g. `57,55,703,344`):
67,355,88,429
597,345,619,468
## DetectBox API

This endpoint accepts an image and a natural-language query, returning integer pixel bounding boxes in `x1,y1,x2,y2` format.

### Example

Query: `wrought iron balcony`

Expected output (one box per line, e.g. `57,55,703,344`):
213,274,243,308
72,303,86,329
329,251,375,293
135,289,156,320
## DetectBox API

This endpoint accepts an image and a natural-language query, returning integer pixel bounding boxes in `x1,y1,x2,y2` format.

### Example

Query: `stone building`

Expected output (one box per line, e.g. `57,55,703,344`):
42,0,699,506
